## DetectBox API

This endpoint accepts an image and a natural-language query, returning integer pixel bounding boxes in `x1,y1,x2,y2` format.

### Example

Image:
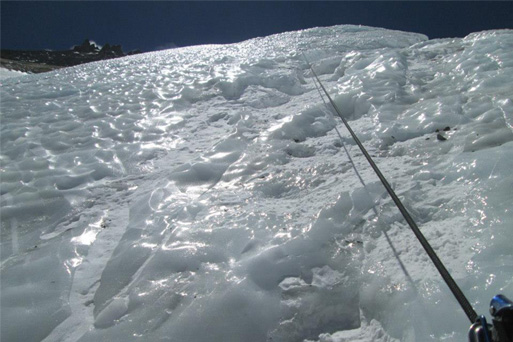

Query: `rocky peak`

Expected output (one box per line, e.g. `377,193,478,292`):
99,43,124,57
73,39,100,53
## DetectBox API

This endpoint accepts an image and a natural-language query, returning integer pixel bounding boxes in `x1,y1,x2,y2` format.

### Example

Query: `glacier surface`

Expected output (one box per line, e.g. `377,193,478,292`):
0,68,28,80
1,25,512,342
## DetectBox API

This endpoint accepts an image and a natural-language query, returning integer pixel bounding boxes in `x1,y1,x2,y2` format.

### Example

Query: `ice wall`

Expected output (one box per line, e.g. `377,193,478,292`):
1,26,512,342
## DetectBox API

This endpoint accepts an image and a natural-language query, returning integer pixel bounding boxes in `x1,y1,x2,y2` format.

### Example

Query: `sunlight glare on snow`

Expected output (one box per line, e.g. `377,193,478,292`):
1,25,513,342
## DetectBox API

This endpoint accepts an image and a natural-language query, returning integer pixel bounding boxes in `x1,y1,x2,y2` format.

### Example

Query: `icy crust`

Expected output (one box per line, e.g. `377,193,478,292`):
1,26,512,342
0,68,28,80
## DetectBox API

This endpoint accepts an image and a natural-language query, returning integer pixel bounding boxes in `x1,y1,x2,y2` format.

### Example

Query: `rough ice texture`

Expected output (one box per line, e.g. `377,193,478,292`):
0,67,28,80
1,25,512,342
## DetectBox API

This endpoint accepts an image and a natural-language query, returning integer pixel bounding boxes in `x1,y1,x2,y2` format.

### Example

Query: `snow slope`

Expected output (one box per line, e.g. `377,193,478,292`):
0,68,28,80
1,25,512,342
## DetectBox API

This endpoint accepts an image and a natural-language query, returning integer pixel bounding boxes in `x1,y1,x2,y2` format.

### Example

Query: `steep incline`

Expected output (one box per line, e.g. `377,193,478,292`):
1,26,512,342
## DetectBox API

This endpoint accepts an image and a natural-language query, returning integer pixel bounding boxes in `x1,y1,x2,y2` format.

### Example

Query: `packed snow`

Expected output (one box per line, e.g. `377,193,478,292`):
1,25,512,342
0,68,27,80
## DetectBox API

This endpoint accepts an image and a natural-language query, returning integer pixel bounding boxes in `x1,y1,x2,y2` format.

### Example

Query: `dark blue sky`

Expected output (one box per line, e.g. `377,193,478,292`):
1,1,512,53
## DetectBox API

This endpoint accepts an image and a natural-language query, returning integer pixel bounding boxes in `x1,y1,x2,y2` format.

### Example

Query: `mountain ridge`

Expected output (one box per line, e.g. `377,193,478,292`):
0,39,141,73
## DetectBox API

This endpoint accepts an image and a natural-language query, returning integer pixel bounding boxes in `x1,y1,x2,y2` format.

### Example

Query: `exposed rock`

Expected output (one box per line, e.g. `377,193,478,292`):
73,39,99,53
99,44,124,57
1,39,141,74
436,133,447,141
0,58,62,73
